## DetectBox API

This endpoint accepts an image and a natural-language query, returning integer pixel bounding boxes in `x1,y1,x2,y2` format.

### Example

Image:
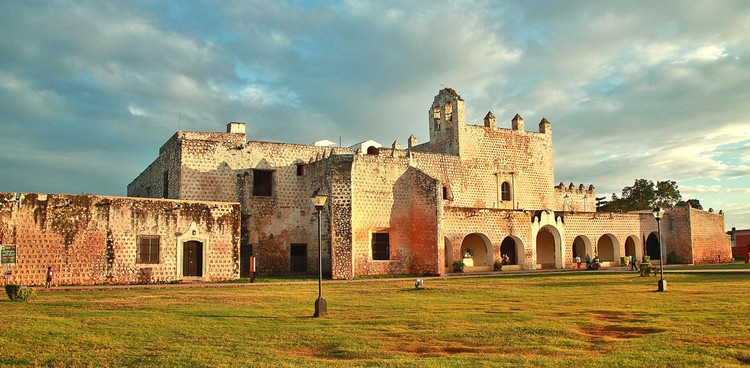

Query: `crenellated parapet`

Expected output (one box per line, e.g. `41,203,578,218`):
554,182,596,212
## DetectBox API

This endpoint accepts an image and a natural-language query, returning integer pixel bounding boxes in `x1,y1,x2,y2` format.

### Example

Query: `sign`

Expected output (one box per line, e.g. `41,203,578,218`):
1,244,17,266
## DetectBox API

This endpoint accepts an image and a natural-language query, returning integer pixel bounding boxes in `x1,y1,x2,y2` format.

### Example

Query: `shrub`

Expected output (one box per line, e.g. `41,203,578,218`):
642,255,651,263
493,261,503,271
667,251,678,264
452,261,465,273
5,285,36,302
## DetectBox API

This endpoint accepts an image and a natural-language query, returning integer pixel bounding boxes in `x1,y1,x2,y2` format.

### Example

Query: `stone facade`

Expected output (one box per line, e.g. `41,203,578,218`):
0,192,240,286
126,88,731,279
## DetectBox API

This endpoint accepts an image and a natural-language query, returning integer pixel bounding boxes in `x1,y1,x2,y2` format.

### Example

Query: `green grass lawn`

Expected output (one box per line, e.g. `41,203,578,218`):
667,260,750,270
1,273,749,367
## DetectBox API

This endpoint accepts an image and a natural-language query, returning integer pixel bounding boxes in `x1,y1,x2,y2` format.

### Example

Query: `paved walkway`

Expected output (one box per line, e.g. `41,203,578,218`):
34,265,749,292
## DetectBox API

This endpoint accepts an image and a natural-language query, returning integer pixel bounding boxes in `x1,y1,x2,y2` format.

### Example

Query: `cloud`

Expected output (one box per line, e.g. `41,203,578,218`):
0,0,749,228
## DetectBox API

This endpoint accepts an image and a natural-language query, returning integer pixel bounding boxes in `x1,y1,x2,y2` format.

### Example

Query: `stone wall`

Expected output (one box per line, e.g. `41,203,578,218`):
0,192,240,286
686,207,732,264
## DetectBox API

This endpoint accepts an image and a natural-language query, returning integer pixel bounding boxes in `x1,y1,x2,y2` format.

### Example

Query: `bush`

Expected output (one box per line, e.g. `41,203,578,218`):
493,261,503,271
5,285,36,302
642,255,651,263
452,261,465,273
667,251,678,264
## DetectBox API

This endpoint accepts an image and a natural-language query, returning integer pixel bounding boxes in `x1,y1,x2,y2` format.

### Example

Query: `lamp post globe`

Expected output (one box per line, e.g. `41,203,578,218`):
311,189,328,317
652,207,667,292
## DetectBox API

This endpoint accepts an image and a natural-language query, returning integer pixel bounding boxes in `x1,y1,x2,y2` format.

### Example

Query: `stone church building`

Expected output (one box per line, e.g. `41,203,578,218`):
0,88,731,286
126,88,731,279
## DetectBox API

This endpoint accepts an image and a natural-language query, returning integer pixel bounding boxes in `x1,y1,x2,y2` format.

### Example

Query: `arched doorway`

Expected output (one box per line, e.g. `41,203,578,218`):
500,237,519,265
597,234,618,262
183,240,204,277
461,233,492,269
646,232,661,260
625,237,637,257
444,237,453,273
536,226,558,269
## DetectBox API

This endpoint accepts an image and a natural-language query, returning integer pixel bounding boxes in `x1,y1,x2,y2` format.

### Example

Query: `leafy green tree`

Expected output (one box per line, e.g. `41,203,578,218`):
596,179,695,212
677,198,703,210
655,180,682,209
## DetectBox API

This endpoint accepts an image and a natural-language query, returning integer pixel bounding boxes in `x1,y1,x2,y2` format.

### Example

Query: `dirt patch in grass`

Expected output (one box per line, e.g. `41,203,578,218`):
590,311,648,324
579,324,664,339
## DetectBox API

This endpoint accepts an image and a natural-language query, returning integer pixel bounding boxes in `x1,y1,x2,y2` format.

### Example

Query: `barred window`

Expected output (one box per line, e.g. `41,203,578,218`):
253,170,273,197
372,233,390,261
138,236,160,264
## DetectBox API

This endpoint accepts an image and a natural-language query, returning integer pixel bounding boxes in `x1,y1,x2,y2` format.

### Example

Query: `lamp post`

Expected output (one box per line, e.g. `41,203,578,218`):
652,207,666,292
311,189,328,317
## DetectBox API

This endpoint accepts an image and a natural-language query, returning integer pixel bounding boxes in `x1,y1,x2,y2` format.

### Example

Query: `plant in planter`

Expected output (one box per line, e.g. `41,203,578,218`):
5,285,36,302
493,261,503,271
452,261,465,273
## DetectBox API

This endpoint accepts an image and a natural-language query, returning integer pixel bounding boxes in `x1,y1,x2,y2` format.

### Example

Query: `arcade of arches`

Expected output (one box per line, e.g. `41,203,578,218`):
446,230,642,272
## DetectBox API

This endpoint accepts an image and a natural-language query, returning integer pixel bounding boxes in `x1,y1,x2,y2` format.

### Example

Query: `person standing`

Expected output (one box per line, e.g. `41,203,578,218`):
575,255,581,269
45,266,53,288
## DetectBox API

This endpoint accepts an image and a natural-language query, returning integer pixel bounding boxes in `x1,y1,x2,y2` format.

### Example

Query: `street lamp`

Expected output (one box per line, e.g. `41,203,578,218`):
652,207,666,292
311,189,328,317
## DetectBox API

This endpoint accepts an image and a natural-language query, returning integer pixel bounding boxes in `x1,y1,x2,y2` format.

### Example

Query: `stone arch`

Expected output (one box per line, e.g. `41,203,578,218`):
445,101,453,123
624,236,638,258
500,236,523,265
572,235,592,260
536,225,560,269
461,233,492,269
597,234,620,262
646,232,661,260
366,146,378,155
443,237,453,272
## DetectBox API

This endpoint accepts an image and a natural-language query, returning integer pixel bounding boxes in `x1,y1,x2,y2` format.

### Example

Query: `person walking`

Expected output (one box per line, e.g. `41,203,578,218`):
45,266,53,288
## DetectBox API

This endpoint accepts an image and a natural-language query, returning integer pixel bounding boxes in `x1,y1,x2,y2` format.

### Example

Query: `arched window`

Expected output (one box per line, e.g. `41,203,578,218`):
501,181,511,201
445,102,453,122
366,146,378,155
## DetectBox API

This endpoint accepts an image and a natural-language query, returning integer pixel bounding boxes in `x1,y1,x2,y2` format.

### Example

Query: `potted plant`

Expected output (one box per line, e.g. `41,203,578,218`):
452,260,465,273
494,260,503,271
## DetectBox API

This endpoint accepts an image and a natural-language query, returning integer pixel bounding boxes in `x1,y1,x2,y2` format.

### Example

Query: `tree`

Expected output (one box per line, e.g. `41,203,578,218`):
654,180,682,209
596,179,694,212
677,198,703,210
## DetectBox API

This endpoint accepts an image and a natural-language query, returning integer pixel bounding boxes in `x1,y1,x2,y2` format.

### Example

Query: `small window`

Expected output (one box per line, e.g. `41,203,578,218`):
442,186,448,200
366,146,378,155
372,233,390,260
445,101,453,122
296,164,305,176
163,171,169,198
253,170,273,197
501,182,511,201
138,236,160,264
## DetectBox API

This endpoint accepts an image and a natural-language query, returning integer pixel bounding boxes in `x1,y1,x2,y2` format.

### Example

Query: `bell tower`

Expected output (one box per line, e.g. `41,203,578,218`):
428,88,465,155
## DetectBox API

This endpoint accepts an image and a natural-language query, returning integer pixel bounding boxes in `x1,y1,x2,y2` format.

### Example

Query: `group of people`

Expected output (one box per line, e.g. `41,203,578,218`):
572,254,640,271
500,254,511,265
573,254,600,270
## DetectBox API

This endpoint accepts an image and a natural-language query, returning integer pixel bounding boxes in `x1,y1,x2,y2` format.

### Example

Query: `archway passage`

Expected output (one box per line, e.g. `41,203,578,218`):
572,236,586,259
461,233,491,268
183,241,203,277
444,237,453,271
646,233,661,260
625,237,636,257
500,237,518,265
536,227,556,269
597,235,615,262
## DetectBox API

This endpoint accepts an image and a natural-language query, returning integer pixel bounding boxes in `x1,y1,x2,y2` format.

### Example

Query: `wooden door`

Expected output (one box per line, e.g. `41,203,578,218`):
183,241,203,277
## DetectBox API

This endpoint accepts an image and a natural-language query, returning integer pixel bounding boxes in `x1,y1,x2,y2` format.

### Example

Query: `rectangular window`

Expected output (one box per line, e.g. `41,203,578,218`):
372,233,390,261
138,236,160,264
296,164,305,176
253,170,273,197
163,171,169,198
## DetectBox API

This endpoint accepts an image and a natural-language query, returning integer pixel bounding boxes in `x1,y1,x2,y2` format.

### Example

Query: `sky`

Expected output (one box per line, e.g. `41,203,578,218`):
1,0,748,230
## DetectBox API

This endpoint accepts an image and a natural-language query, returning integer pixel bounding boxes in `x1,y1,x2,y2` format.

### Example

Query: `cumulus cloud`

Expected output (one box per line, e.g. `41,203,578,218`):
0,0,748,228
